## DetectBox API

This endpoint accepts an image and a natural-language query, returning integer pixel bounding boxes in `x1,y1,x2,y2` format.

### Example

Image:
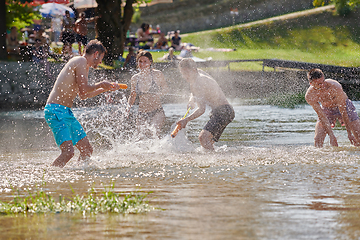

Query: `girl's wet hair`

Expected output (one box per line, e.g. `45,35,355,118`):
85,39,107,55
136,50,153,63
307,68,324,81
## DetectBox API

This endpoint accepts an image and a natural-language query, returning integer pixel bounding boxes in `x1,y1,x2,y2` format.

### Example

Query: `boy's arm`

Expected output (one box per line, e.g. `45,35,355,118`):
177,98,206,128
76,59,117,99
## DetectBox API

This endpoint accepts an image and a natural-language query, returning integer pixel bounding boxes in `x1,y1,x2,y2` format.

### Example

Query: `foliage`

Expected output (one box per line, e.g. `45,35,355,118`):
6,0,41,31
0,184,153,215
313,0,360,16
266,92,307,108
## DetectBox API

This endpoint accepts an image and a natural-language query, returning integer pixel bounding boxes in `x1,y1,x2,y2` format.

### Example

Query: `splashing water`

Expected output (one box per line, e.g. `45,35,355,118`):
2,101,360,239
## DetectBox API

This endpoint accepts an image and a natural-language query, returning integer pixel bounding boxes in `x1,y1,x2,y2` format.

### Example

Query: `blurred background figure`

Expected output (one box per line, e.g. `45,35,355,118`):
171,30,183,51
124,46,137,69
61,10,75,59
137,23,154,49
32,38,52,79
51,14,62,45
159,47,180,61
74,12,99,55
155,32,168,50
6,26,20,55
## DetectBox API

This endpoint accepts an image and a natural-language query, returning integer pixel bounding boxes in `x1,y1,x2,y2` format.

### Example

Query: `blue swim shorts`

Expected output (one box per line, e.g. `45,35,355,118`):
319,99,359,127
44,103,86,147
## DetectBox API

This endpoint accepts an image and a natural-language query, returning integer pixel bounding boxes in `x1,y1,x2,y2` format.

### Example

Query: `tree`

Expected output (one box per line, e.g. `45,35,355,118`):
0,0,7,60
0,0,41,61
96,0,152,65
313,0,360,16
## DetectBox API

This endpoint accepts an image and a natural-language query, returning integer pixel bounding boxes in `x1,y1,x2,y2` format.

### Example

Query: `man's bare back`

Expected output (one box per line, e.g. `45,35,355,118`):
190,70,230,110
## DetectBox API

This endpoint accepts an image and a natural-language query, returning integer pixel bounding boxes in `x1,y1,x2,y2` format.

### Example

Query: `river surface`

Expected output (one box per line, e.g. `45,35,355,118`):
1,100,360,239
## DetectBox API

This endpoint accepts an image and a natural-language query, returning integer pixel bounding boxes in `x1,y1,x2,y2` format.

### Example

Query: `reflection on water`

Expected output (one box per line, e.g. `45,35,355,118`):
1,100,360,239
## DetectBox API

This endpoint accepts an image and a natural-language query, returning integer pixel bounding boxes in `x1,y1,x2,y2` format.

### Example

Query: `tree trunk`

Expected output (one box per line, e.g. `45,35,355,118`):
0,0,7,60
96,0,134,66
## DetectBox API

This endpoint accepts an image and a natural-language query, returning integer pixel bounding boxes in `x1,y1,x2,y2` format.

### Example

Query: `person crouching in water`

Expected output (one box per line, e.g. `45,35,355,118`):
305,68,360,147
176,58,235,150
44,40,122,167
127,50,169,137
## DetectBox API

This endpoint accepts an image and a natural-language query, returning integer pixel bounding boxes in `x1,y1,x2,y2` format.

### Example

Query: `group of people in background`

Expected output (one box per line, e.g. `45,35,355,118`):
134,22,183,51
6,9,97,63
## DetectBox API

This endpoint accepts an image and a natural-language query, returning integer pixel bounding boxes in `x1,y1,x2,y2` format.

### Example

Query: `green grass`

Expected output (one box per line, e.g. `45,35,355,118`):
0,184,153,215
265,92,307,108
179,8,360,69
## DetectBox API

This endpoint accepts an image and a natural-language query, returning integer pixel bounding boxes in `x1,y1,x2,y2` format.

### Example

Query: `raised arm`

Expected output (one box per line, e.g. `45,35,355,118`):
177,96,206,129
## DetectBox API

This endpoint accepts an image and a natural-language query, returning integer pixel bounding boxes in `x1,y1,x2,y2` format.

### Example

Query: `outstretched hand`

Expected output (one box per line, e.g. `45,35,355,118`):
176,118,188,129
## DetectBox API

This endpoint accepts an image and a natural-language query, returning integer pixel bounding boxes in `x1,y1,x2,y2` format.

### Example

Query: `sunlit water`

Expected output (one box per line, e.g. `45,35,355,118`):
1,99,360,239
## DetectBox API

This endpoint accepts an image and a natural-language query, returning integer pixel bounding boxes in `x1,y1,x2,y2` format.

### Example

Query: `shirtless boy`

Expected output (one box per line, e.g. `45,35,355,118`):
74,12,98,55
305,68,360,147
44,39,121,167
176,58,235,150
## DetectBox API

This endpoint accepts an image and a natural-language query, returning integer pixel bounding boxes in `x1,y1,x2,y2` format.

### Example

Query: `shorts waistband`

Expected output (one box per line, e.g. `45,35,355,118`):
45,103,71,110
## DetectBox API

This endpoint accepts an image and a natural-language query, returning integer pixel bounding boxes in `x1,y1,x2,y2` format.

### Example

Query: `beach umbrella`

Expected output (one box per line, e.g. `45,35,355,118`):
39,3,75,18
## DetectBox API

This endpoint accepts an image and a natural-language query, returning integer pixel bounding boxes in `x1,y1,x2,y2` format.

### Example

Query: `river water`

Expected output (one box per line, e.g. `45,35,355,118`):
1,99,360,239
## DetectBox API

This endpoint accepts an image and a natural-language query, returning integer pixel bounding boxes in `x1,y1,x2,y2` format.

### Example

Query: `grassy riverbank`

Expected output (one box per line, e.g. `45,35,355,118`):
153,5,360,71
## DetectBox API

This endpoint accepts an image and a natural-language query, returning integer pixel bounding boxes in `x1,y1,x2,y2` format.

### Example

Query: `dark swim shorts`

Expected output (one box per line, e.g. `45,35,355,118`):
76,34,88,45
204,104,235,142
61,31,75,44
319,99,359,127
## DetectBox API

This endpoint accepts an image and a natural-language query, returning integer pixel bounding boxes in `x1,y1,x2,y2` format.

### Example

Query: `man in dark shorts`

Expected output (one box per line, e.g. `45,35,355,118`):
176,58,235,150
74,12,98,55
305,68,360,147
61,10,75,57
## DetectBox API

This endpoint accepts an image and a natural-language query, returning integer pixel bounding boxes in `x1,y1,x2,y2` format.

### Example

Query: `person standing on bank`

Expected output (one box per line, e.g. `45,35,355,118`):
127,50,169,137
74,12,99,55
305,68,360,147
44,40,122,168
176,58,235,150
61,10,75,58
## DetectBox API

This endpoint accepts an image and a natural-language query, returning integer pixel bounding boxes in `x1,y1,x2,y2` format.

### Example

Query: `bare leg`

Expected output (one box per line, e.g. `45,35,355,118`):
78,42,82,55
152,111,166,137
75,137,93,162
314,121,327,148
52,140,74,168
199,130,215,150
349,119,360,146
